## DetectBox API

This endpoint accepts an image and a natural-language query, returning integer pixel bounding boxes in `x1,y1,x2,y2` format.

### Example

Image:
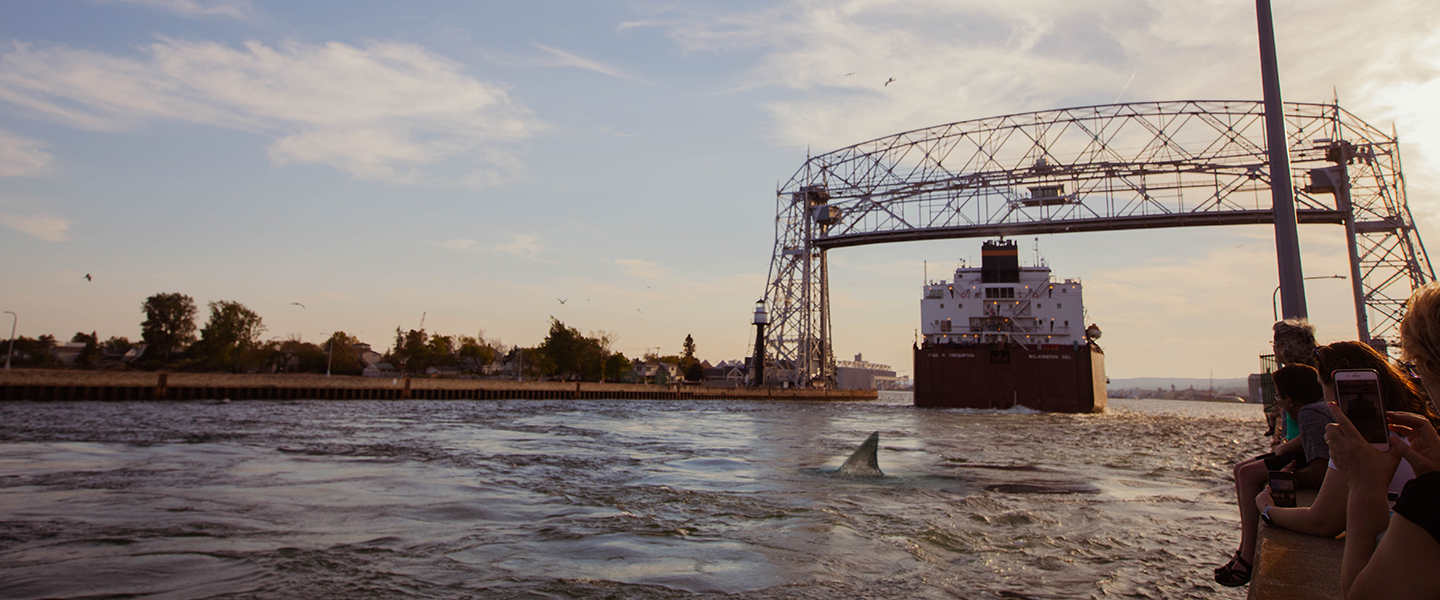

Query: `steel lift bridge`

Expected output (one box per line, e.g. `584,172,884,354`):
760,100,1433,387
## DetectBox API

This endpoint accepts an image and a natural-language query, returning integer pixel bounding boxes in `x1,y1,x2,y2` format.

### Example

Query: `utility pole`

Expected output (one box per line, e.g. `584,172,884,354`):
1257,0,1307,319
3,311,15,370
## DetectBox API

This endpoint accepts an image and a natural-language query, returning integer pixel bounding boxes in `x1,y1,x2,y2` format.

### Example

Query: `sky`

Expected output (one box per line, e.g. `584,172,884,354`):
2,0,1440,379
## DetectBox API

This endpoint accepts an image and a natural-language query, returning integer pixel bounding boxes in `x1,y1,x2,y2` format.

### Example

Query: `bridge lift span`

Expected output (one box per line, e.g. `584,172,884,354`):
760,100,1433,388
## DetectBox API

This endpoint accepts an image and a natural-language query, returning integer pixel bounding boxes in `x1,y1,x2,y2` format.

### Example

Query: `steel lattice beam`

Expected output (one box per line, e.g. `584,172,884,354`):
761,100,1433,387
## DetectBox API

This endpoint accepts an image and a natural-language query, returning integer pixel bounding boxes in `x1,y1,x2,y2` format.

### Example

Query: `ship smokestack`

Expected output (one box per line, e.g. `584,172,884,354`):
981,240,1020,283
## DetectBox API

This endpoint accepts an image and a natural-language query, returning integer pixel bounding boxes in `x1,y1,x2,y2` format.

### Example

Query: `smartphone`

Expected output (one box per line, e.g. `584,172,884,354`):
1333,369,1391,450
1268,470,1297,508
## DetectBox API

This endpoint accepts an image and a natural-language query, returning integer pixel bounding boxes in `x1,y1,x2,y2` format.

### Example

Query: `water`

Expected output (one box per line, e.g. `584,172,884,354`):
0,394,1267,599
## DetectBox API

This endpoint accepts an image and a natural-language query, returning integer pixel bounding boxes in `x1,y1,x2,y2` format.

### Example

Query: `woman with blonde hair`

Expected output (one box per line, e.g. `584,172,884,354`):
1327,283,1440,598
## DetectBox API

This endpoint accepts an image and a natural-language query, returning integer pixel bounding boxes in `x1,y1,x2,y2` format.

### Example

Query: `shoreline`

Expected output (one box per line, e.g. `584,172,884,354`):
0,369,878,402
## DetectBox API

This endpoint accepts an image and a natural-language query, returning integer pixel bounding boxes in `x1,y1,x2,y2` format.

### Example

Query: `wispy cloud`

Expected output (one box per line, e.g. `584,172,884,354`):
531,43,648,83
0,38,541,186
101,0,254,19
439,239,477,250
613,258,668,279
0,129,53,176
637,0,1440,156
0,211,69,241
493,234,543,260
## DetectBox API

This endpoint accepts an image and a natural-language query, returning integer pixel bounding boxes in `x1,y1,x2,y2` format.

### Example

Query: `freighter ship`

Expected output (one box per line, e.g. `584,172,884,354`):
913,240,1106,413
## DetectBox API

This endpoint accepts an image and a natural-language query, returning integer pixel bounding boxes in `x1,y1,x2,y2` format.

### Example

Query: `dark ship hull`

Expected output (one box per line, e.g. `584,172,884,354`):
913,342,1106,413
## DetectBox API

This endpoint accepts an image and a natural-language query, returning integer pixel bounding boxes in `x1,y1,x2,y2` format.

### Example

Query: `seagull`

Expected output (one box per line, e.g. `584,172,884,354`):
845,72,855,76
557,298,567,304
884,78,896,86
637,308,644,314
84,274,91,281
290,302,305,308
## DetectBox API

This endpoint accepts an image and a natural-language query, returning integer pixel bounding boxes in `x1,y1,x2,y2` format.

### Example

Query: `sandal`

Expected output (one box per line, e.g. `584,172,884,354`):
1213,550,1241,574
1214,551,1252,587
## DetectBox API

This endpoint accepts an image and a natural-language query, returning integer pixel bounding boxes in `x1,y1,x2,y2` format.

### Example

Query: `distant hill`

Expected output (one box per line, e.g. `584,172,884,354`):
1108,377,1250,392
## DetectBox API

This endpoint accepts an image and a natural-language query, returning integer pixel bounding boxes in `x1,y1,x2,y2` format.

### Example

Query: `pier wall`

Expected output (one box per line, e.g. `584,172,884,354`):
0,370,877,402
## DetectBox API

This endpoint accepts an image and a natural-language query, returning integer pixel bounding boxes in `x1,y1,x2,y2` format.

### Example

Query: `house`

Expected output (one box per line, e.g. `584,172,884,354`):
632,361,681,384
52,342,88,364
700,359,749,388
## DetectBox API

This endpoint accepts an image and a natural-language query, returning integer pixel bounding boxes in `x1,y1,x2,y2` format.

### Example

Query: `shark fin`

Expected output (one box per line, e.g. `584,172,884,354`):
837,431,883,477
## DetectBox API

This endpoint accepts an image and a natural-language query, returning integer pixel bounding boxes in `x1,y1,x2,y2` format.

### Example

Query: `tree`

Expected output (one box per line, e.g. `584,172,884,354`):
191,300,266,371
685,361,705,382
681,334,698,372
539,318,611,381
71,331,101,367
102,336,134,358
322,331,363,376
457,335,496,371
141,293,197,361
603,352,632,382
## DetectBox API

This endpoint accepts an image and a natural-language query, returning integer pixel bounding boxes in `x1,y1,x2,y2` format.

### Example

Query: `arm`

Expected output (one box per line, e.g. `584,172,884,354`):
1325,403,1405,598
1261,466,1346,537
1340,473,1390,597
1272,435,1302,455
1347,514,1440,600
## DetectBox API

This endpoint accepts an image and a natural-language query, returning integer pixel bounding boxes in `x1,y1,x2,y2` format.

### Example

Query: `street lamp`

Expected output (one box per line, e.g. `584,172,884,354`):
320,332,334,378
3,311,14,370
1273,275,1346,321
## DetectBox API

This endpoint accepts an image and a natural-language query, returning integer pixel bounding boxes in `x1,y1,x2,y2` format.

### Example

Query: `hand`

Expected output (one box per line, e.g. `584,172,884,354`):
1387,411,1440,475
1255,487,1275,511
1325,401,1403,492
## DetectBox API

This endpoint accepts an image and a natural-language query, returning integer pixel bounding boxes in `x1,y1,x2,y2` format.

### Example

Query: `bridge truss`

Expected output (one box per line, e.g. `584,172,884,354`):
762,100,1432,387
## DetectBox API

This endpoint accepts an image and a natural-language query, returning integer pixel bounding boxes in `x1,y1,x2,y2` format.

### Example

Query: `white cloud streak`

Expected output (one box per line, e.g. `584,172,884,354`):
614,258,668,279
532,43,648,83
0,38,541,186
493,234,543,260
0,129,53,176
0,212,69,241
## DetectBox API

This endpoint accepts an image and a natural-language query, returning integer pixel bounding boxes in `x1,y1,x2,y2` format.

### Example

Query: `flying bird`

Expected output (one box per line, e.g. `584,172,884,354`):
637,308,644,314
84,274,91,281
290,302,305,308
557,298,567,304
884,78,896,86
845,72,855,76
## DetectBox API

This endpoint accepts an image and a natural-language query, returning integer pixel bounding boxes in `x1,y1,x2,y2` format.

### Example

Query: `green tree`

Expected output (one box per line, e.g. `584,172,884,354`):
603,352,632,382
192,300,266,371
71,331,101,367
538,318,611,381
141,293,197,361
681,334,698,372
322,331,363,376
102,336,134,358
685,361,704,382
457,335,496,371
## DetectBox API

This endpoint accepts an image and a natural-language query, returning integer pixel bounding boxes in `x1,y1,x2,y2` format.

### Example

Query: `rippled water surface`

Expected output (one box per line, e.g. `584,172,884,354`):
0,394,1267,599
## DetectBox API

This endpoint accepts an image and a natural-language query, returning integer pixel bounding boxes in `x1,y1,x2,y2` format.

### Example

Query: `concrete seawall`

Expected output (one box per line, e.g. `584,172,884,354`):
0,370,878,402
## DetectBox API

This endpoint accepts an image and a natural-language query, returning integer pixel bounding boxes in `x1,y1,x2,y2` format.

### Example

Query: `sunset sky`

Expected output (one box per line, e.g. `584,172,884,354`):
3,0,1439,379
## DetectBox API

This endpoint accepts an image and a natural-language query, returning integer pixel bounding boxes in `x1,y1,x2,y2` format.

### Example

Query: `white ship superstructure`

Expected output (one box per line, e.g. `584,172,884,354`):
921,240,1085,347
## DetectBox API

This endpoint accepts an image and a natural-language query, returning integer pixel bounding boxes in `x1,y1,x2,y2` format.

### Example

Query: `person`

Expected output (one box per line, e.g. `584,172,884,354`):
1214,364,1330,586
1257,341,1436,538
1268,318,1318,443
1328,283,1440,598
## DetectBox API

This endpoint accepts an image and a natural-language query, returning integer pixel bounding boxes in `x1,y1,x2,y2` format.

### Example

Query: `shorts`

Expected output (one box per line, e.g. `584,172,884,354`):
1257,450,1304,471
1394,471,1440,545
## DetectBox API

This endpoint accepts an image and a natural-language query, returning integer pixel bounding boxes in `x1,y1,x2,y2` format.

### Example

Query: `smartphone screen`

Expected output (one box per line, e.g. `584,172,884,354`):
1268,470,1296,507
1334,371,1390,445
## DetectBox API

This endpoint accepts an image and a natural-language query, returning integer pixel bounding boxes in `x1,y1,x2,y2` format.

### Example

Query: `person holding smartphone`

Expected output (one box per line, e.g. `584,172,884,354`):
1324,282,1440,599
1257,342,1435,538
1214,364,1330,587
